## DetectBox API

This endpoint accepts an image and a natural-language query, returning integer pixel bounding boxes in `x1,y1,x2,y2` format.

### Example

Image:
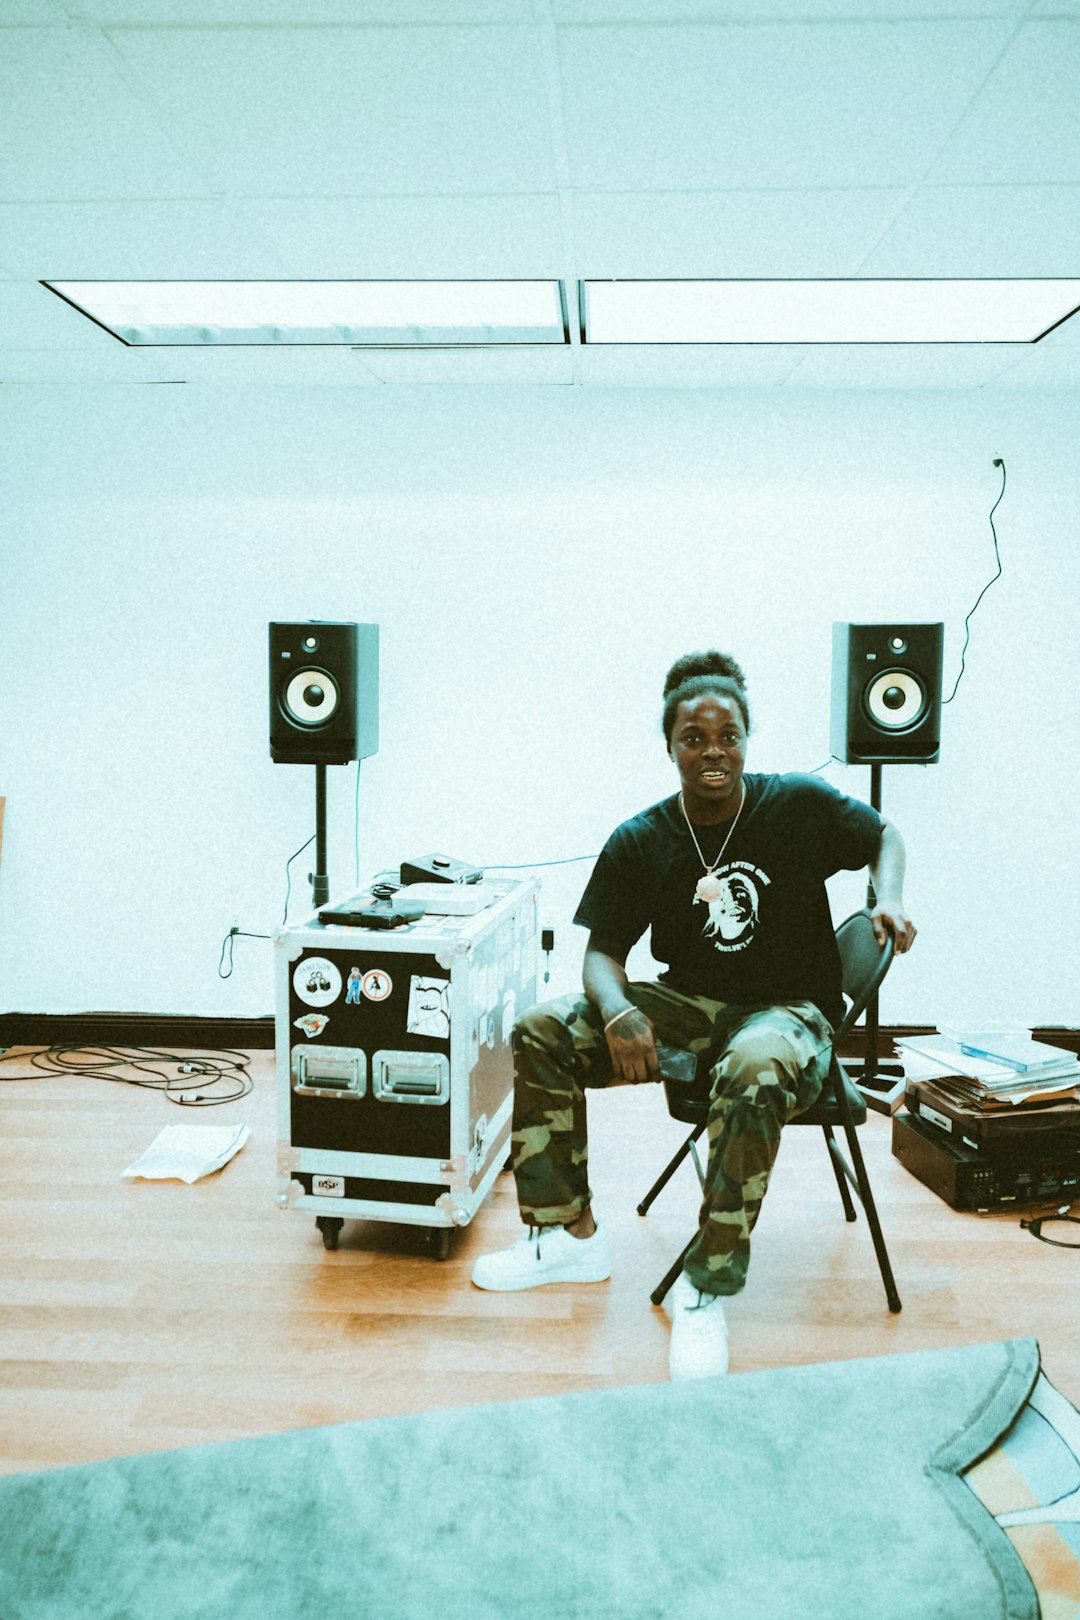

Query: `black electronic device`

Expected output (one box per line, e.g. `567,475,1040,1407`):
831,622,944,764
318,893,426,929
906,1079,1080,1153
269,621,380,766
400,854,482,886
352,910,410,930
892,1110,1080,1210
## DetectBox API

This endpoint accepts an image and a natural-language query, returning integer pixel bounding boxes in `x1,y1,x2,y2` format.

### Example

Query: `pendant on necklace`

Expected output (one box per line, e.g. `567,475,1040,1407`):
695,872,725,903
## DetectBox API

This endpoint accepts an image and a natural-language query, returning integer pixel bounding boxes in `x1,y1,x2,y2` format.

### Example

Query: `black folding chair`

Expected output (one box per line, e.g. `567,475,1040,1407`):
637,908,902,1313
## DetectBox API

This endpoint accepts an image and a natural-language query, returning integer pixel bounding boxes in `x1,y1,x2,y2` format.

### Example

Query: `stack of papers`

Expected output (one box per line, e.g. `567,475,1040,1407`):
121,1124,251,1183
897,1034,1080,1110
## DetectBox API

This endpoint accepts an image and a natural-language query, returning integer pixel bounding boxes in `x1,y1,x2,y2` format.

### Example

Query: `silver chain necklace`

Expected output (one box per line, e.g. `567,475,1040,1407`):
679,783,746,903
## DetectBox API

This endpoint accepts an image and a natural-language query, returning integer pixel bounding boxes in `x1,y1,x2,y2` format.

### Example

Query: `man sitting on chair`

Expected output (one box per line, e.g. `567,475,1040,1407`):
471,650,916,1379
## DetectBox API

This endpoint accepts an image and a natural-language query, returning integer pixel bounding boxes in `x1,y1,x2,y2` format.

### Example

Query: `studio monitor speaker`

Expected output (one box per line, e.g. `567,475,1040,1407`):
831,622,943,765
269,621,379,765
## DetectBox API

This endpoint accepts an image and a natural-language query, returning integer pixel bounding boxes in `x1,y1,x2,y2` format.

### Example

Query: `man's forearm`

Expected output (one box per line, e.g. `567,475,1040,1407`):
870,820,906,904
582,948,634,1024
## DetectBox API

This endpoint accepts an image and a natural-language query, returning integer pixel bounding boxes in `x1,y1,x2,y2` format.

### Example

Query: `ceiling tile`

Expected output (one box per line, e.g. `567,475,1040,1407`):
557,21,1015,191
990,345,1080,384
64,0,530,17
0,200,292,280
143,345,385,383
928,21,1080,184
1032,306,1080,345
858,184,1080,277
784,342,1027,389
2,0,72,18
235,194,566,279
108,25,557,198
578,343,801,386
555,0,1031,15
0,27,209,200
0,280,121,348
0,346,176,382
356,347,574,384
574,188,908,278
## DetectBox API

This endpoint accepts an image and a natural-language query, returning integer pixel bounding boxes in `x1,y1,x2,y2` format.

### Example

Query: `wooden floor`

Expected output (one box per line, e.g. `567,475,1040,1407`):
1,1047,1077,1477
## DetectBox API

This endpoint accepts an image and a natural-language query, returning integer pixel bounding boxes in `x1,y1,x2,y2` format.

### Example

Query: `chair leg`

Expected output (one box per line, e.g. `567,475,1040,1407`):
650,1236,695,1307
828,1059,903,1314
636,1129,702,1217
822,1125,858,1221
839,1116,902,1313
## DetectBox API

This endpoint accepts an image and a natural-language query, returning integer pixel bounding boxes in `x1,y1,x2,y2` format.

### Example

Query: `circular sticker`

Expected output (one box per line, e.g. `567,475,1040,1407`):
361,968,393,1002
293,956,342,1008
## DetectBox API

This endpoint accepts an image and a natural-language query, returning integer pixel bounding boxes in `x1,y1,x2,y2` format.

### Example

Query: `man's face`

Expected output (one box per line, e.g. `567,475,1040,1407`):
709,874,757,940
669,694,747,821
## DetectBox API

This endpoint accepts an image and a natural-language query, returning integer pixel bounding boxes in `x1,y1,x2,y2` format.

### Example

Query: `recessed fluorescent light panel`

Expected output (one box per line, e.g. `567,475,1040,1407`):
42,281,569,346
581,280,1080,345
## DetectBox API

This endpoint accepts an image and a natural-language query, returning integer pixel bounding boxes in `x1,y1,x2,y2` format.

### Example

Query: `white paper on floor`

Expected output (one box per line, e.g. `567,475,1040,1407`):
121,1124,251,1184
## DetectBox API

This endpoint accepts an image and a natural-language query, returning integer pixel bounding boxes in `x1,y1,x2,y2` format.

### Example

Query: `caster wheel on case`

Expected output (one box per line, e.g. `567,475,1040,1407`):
429,1227,453,1261
316,1216,344,1251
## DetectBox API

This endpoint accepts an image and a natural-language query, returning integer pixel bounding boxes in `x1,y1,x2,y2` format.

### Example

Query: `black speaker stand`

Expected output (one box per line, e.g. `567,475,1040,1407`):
311,764,330,908
849,763,906,1116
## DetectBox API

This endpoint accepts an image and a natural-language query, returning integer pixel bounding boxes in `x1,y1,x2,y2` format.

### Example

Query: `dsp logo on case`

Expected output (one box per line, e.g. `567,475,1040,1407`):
313,1175,345,1198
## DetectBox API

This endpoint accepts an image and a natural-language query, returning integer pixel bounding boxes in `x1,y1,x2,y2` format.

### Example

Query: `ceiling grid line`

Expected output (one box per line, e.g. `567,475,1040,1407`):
533,1,582,385
849,12,1032,281
2,5,1079,389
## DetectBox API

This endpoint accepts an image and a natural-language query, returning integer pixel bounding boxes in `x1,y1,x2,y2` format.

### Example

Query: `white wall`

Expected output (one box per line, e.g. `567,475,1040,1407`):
2,382,1077,1028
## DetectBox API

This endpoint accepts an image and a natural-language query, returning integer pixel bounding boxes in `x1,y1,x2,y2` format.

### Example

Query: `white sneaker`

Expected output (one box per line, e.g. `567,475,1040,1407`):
471,1220,612,1291
667,1271,729,1380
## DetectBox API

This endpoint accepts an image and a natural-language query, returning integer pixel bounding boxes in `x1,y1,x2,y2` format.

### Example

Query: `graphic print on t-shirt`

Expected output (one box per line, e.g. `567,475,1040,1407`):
696,859,772,953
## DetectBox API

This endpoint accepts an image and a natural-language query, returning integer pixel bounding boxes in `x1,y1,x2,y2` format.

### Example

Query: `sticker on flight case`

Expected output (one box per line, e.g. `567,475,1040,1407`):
294,1012,329,1039
345,966,362,1005
407,976,450,1040
293,956,342,1008
361,968,393,1002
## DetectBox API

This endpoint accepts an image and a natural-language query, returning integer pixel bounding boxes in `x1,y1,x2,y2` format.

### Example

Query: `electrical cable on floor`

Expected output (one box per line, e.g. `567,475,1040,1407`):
0,1044,253,1105
1020,1207,1080,1249
943,457,1007,705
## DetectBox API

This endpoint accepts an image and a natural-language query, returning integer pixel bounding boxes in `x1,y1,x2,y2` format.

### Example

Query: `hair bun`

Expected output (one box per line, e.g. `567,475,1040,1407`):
662,650,746,700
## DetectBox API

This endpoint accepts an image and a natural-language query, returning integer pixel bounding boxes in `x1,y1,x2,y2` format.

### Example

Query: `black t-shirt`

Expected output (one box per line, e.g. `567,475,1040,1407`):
573,773,884,1028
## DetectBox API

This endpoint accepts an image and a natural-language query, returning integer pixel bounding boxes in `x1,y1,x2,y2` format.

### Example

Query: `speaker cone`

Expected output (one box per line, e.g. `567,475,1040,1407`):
283,667,340,727
864,669,926,731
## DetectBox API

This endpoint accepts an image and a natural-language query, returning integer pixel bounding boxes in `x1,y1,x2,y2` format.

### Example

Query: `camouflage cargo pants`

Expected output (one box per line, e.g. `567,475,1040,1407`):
510,983,834,1297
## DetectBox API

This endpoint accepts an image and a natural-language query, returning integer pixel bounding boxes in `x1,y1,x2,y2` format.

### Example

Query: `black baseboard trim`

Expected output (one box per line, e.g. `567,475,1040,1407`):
2,1015,1077,1061
0,1013,276,1051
